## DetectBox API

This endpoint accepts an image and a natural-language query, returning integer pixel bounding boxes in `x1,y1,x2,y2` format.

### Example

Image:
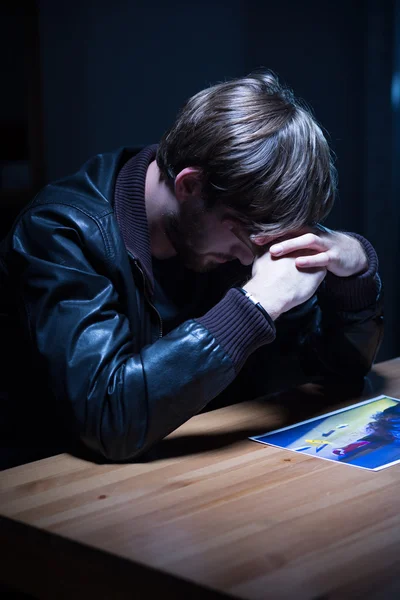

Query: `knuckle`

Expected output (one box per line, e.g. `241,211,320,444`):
328,248,339,261
305,233,316,245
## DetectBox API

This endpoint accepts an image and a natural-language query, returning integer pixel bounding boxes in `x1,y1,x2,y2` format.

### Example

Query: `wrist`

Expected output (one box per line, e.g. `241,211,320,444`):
330,232,370,277
241,283,283,321
342,233,372,276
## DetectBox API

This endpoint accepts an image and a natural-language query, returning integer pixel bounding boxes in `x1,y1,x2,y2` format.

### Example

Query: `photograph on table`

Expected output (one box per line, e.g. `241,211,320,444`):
251,395,400,471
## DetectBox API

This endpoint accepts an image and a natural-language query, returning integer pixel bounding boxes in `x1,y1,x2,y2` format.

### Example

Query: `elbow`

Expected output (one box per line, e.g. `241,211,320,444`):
79,424,149,464
101,430,149,463
76,379,151,462
80,436,148,464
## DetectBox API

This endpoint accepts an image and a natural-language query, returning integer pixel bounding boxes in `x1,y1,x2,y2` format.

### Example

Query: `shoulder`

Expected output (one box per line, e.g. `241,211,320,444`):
31,147,135,219
7,148,140,257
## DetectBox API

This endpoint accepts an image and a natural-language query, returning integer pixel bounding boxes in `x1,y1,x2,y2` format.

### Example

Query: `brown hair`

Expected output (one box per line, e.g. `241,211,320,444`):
156,70,337,237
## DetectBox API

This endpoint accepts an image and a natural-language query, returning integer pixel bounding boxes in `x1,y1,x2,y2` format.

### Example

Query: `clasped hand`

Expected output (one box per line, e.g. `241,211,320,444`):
243,226,368,321
268,225,368,278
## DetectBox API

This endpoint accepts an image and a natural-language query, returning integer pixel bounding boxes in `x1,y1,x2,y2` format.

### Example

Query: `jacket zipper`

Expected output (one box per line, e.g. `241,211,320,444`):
131,257,163,339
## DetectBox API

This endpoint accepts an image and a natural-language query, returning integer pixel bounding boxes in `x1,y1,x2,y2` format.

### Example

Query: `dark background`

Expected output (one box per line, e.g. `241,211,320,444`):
1,0,399,361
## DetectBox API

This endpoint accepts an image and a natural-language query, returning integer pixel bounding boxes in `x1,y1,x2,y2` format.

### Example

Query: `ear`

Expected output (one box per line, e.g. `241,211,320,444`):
174,167,203,203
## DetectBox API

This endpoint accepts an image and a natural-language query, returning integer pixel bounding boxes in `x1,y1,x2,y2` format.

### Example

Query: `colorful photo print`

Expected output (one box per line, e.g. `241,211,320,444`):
251,396,400,470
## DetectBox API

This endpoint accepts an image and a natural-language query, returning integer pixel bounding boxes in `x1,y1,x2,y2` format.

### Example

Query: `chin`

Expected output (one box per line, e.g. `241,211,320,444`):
189,262,218,273
184,257,220,273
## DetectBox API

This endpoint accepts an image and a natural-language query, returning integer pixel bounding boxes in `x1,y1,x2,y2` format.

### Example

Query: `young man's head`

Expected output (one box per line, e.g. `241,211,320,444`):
156,70,337,271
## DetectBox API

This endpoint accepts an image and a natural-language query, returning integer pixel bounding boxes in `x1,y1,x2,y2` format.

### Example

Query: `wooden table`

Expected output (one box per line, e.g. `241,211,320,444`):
1,358,400,600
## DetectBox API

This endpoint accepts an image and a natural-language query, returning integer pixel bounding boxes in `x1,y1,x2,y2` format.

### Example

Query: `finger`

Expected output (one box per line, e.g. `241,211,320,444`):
270,233,326,256
295,251,330,268
251,227,311,247
250,235,272,247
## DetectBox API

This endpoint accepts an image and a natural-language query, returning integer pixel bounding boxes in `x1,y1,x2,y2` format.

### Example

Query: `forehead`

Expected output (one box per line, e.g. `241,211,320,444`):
214,205,313,248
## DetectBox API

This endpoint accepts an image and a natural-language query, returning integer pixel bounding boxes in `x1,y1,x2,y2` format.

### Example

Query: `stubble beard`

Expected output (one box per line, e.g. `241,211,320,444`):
163,209,221,273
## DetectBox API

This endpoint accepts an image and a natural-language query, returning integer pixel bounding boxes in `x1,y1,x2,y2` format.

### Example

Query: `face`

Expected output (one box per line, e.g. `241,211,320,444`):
164,198,256,272
168,167,290,271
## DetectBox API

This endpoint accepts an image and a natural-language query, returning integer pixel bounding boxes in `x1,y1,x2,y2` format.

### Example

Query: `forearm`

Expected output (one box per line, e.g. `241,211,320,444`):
300,298,384,380
301,234,383,379
74,320,236,461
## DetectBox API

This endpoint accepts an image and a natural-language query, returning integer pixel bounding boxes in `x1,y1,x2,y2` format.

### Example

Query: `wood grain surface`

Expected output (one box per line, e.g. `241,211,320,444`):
2,358,400,600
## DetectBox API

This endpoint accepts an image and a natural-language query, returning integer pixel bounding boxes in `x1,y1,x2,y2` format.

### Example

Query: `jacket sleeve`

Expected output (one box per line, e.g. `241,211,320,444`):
299,234,384,381
12,204,241,461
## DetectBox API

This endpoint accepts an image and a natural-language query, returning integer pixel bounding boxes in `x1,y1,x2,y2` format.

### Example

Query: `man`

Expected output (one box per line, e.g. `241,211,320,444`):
0,71,383,468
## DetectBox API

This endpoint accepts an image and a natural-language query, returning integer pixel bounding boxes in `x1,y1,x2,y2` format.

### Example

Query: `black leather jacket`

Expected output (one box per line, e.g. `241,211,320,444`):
0,148,384,464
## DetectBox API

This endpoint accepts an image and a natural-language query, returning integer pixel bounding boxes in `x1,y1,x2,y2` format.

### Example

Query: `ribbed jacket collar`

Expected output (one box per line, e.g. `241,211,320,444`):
114,144,158,295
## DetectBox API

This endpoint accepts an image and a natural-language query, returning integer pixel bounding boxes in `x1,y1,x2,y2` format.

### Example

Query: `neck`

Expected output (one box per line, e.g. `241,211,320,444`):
144,160,178,259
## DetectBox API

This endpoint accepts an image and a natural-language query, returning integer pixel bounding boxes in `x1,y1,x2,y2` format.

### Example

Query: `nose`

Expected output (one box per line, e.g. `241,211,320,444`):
222,217,255,266
233,241,254,266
